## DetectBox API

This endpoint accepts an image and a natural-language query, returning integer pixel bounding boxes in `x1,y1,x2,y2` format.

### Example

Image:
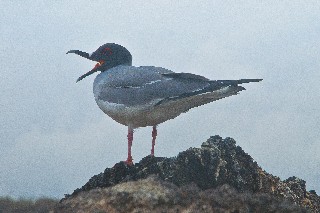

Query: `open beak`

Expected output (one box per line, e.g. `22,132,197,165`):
76,60,105,82
66,50,92,60
66,50,105,82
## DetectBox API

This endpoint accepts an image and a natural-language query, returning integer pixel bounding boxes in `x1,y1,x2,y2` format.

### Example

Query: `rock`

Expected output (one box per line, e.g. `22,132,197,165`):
56,176,309,213
56,135,320,212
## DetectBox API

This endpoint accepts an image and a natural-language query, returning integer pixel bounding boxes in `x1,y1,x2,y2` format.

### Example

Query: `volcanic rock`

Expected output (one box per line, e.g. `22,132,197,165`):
56,135,320,212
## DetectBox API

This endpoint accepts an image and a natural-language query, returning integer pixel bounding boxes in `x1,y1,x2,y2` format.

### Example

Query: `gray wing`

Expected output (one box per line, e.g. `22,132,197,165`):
156,74,262,105
96,66,211,106
96,66,262,107
99,66,173,88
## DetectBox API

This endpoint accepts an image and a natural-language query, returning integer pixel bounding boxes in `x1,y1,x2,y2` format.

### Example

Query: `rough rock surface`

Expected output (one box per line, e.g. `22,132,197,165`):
56,135,320,212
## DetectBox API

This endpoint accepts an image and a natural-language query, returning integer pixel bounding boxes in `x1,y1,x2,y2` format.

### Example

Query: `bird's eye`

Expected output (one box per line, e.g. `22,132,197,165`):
102,47,112,56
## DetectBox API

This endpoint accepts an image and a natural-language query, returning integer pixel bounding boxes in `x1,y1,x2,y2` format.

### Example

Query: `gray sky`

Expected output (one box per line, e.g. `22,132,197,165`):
1,1,319,198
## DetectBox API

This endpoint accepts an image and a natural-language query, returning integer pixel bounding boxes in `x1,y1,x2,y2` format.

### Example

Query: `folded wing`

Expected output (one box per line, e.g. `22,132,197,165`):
95,66,262,111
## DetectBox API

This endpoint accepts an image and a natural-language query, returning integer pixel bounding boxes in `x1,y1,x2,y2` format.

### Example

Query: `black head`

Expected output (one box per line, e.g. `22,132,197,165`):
67,43,132,82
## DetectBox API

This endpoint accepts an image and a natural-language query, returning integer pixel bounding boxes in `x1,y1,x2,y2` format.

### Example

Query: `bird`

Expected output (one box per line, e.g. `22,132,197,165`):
67,43,262,165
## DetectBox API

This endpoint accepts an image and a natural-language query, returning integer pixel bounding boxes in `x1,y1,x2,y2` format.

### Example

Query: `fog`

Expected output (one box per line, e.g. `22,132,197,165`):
0,1,319,198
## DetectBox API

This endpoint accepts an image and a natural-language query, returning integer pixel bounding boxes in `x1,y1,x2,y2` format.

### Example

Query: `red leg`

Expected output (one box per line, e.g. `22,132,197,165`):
151,125,157,156
126,127,133,165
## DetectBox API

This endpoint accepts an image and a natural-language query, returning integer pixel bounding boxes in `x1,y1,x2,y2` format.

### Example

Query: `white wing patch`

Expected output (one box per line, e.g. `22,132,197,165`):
145,79,162,85
115,78,171,89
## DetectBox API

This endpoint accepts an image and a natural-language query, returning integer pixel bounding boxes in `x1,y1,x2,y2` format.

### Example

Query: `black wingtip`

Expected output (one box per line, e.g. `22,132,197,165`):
215,79,263,85
237,79,263,84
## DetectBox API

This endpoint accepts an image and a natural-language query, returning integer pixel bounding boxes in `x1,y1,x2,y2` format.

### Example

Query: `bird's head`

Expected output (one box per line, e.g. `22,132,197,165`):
67,43,132,82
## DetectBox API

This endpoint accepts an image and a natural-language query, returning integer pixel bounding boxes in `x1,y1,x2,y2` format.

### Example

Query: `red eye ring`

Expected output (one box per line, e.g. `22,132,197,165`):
102,47,112,55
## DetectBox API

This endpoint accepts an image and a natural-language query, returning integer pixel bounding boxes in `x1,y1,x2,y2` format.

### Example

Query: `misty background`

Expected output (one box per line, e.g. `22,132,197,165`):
0,1,319,198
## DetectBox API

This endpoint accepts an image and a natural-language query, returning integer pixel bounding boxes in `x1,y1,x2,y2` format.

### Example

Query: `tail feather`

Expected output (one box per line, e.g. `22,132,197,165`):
155,78,261,107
